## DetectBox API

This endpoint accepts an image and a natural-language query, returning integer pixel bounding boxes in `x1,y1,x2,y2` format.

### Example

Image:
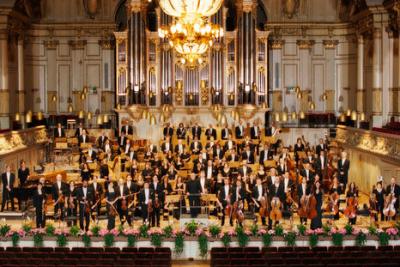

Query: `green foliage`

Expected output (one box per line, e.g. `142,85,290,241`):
331,233,343,247
117,224,124,235
69,226,80,237
174,233,184,255
355,232,367,247
198,234,208,258
262,234,272,247
297,224,306,236
368,225,377,235
90,225,101,237
378,232,390,246
45,224,56,236
56,234,68,247
250,224,259,236
33,234,44,247
221,232,231,248
22,224,32,233
186,220,199,236
139,224,149,238
235,226,249,247
274,224,284,237
344,224,353,235
11,232,20,247
150,233,163,247
127,235,137,247
322,224,331,237
82,234,91,247
309,234,318,248
163,225,173,238
104,234,115,247
209,224,221,238
284,232,297,247
0,224,10,237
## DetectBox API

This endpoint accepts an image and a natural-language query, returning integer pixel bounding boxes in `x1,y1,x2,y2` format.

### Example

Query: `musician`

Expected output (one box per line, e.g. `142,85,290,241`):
315,138,326,156
235,120,245,139
1,165,15,212
66,181,77,227
51,174,67,220
186,173,201,218
77,180,92,231
372,182,385,221
86,144,97,162
310,181,323,230
78,129,89,145
176,123,186,139
105,183,117,230
33,182,46,228
219,178,233,226
241,145,255,164
120,121,133,136
190,137,202,155
315,150,328,179
180,147,191,162
192,122,202,140
17,160,30,210
205,160,217,180
150,176,164,227
139,182,153,224
175,139,185,155
213,144,224,160
100,159,109,179
162,175,172,195
305,151,315,167
224,135,236,152
266,168,279,187
174,176,186,218
276,158,288,176
142,162,154,180
199,171,210,194
300,162,314,184
54,123,66,138
252,178,268,226
205,124,217,140
117,178,132,226
386,177,400,210
282,171,294,196
118,132,127,148
269,177,285,227
205,138,216,150
329,176,342,220
126,175,138,194
89,176,103,221
221,123,231,140
163,122,174,139
346,182,358,225
250,121,260,140
237,161,251,178
74,123,86,137
294,138,305,163
103,139,112,154
96,132,108,149
297,178,310,224
81,163,92,182
338,151,350,188
148,141,158,154
259,143,273,164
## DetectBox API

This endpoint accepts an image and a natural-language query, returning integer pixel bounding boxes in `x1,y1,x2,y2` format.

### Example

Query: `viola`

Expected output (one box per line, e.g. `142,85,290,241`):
121,197,127,211
69,196,75,209
344,196,358,219
148,199,153,214
269,197,282,221
225,198,232,216
154,193,161,209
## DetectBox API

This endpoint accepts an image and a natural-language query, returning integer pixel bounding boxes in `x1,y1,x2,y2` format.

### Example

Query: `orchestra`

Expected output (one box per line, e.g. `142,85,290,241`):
3,120,399,234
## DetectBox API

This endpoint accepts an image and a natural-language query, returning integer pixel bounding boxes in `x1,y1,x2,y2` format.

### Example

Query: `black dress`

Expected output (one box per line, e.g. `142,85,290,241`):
81,169,92,182
18,167,30,205
311,190,323,229
33,189,46,228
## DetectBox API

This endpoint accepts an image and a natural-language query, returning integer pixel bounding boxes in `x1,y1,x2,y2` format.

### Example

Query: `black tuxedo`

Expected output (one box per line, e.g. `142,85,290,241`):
300,169,315,184
231,186,246,203
259,149,273,164
192,126,202,139
161,142,172,153
174,144,185,154
190,141,202,154
221,128,230,140
121,125,133,136
338,159,350,186
163,127,174,138
79,135,89,145
316,144,327,156
1,172,15,211
139,188,154,222
76,187,93,231
213,148,224,160
386,184,400,209
315,156,328,177
252,185,267,202
205,166,217,179
250,126,260,139
176,127,186,139
86,149,97,161
205,128,217,140
54,127,66,138
75,127,86,137
238,166,252,177
118,136,127,147
198,178,211,194
297,183,310,199
223,140,236,152
186,179,202,218
235,125,245,139
97,136,108,149
52,181,68,219
226,154,239,162
269,183,285,201
33,189,46,228
241,150,255,164
277,164,288,176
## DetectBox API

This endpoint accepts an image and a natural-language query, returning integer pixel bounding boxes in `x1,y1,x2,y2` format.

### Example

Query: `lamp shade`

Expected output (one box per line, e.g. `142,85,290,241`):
359,112,365,121
351,110,357,121
25,112,32,123
299,111,305,119
346,109,351,116
291,111,297,120
103,114,109,123
281,111,288,122
274,112,280,122
68,104,73,113
78,110,85,119
37,111,44,120
80,92,86,100
15,112,21,122
340,113,346,122
51,95,57,102
87,112,93,120
149,114,157,125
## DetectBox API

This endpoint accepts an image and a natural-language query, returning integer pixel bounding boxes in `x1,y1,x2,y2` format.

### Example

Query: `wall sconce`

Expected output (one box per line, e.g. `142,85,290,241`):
359,112,365,121
281,111,288,122
80,92,86,100
68,104,73,113
15,112,21,122
78,110,85,119
82,86,88,94
87,111,93,120
37,111,44,120
149,114,157,125
309,102,315,110
96,115,103,125
346,109,351,116
299,111,305,119
274,112,280,122
351,110,357,121
25,110,32,123
52,95,57,102
339,113,346,122
103,114,109,123
291,111,297,120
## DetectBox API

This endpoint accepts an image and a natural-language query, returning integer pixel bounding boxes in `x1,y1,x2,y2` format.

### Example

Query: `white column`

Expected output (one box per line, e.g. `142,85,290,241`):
381,29,392,125
17,37,25,113
0,30,10,129
356,34,364,114
371,28,383,127
323,40,338,113
270,39,284,112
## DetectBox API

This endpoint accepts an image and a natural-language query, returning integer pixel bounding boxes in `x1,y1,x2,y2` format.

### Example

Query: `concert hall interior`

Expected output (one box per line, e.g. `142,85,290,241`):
0,0,400,266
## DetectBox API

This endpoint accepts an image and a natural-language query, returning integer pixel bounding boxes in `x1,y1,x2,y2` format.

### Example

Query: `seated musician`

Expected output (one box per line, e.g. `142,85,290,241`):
78,129,89,145
120,121,133,136
166,164,177,180
213,144,224,160
259,143,273,164
139,182,153,224
301,162,315,184
142,162,154,180
162,175,173,195
238,160,252,177
66,181,77,227
179,147,191,162
252,177,268,226
166,150,174,163
205,124,217,140
277,157,288,176
148,141,158,154
224,135,236,152
89,176,103,221
85,144,97,162
221,123,231,140
297,177,310,224
116,178,132,226
103,139,112,154
316,138,328,156
205,137,216,150
161,136,172,154
315,150,328,179
235,120,245,139
250,121,260,140
54,123,66,138
219,178,232,226
175,139,185,155
306,150,315,167
75,122,87,137
77,180,92,231
96,132,108,150
190,137,202,155
81,163,92,182
226,149,239,162
174,157,184,170
33,182,46,228
176,123,186,140
100,158,109,178
241,145,255,164
52,174,67,221
163,122,174,139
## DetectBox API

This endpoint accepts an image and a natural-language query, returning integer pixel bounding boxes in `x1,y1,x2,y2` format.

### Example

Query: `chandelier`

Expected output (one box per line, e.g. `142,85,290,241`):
158,17,223,67
159,0,223,23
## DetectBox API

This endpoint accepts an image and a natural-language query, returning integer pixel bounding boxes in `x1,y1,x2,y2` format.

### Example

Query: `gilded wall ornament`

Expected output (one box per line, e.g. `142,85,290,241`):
282,0,300,19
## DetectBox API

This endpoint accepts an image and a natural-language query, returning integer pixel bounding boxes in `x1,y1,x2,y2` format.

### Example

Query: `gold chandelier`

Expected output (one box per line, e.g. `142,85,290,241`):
159,0,223,23
158,17,223,67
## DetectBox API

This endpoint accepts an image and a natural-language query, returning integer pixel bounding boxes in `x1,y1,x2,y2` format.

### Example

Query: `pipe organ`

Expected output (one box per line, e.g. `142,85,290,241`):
114,0,269,109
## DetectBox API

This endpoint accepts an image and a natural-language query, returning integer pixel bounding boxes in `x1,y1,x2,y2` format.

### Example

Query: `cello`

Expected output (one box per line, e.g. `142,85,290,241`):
326,192,339,214
298,195,317,220
344,196,358,219
383,194,396,218
269,197,282,221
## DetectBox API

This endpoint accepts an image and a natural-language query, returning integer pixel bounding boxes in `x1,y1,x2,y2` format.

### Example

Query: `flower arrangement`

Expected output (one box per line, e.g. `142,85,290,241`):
330,227,346,247
220,229,235,247
274,224,284,236
173,230,185,255
297,224,307,236
69,225,80,237
344,224,353,235
185,220,199,236
0,224,11,237
209,224,221,238
139,224,149,238
284,231,297,247
123,228,139,247
54,229,69,247
250,224,259,236
82,231,92,247
163,225,173,238
352,228,368,246
258,229,273,247
31,228,46,247
6,229,25,247
45,224,56,236
196,228,209,258
90,225,101,237
100,229,119,247
148,228,164,247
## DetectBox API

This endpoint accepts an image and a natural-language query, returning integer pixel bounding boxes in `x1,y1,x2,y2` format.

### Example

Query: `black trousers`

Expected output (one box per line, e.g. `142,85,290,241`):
67,207,77,227
151,207,161,227
349,216,357,225
54,203,65,220
1,189,14,211
188,195,200,218
107,215,116,230
118,207,132,226
35,207,46,228
91,203,101,221
79,205,90,231
141,204,149,223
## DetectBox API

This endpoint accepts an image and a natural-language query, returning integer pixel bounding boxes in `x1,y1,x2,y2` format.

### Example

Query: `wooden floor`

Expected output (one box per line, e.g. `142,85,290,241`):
172,260,209,267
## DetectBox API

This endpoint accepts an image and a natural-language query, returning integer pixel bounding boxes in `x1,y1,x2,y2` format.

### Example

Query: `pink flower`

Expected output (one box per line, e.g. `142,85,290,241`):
54,229,68,236
244,230,252,236
305,229,315,235
268,230,275,235
85,230,93,236
338,229,347,235
110,228,119,236
195,228,204,236
386,228,398,236
123,229,139,236
99,229,109,237
352,228,361,235
227,229,236,236
258,229,267,236
314,228,324,235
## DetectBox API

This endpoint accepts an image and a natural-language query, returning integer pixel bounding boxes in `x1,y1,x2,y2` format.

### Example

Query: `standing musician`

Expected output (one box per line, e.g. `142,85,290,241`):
282,171,294,209
74,123,86,137
315,150,328,180
276,158,288,176
190,137,202,155
293,138,305,164
345,182,358,225
252,178,268,226
301,162,314,184
329,176,342,220
316,138,328,156
269,177,285,227
105,183,118,230
192,122,202,140
311,181,323,230
89,176,103,221
297,177,310,224
96,132,108,150
176,123,186,140
219,178,233,226
386,177,400,210
372,182,385,221
66,181,78,227
221,123,231,140
52,174,67,221
54,123,66,138
242,145,255,164
139,182,153,224
120,121,133,136
231,179,245,226
338,151,350,189
186,173,201,218
250,121,260,140
163,122,174,139
116,178,132,226
33,182,46,228
1,165,15,212
77,180,92,231
150,176,164,227
205,124,217,140
17,160,30,210
199,171,210,194
235,120,245,139
259,143,273,164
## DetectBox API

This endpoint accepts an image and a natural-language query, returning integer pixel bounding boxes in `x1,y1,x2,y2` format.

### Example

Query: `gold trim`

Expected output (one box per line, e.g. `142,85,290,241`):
269,39,285,49
68,40,87,50
43,40,59,50
98,39,115,49
322,40,338,49
296,40,315,49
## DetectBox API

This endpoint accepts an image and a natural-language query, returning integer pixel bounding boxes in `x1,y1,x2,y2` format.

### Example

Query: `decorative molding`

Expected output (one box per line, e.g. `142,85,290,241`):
336,126,400,164
68,40,87,50
282,0,300,19
296,40,315,49
0,126,48,156
322,40,339,49
269,39,285,49
129,0,142,13
98,39,115,49
242,0,257,13
43,40,59,50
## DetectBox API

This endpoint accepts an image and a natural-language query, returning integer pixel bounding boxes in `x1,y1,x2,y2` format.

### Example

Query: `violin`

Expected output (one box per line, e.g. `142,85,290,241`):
57,190,65,206
154,193,160,209
84,197,91,214
225,198,232,216
269,197,282,221
285,191,298,211
344,196,358,219
121,197,127,211
383,194,396,218
108,201,118,217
